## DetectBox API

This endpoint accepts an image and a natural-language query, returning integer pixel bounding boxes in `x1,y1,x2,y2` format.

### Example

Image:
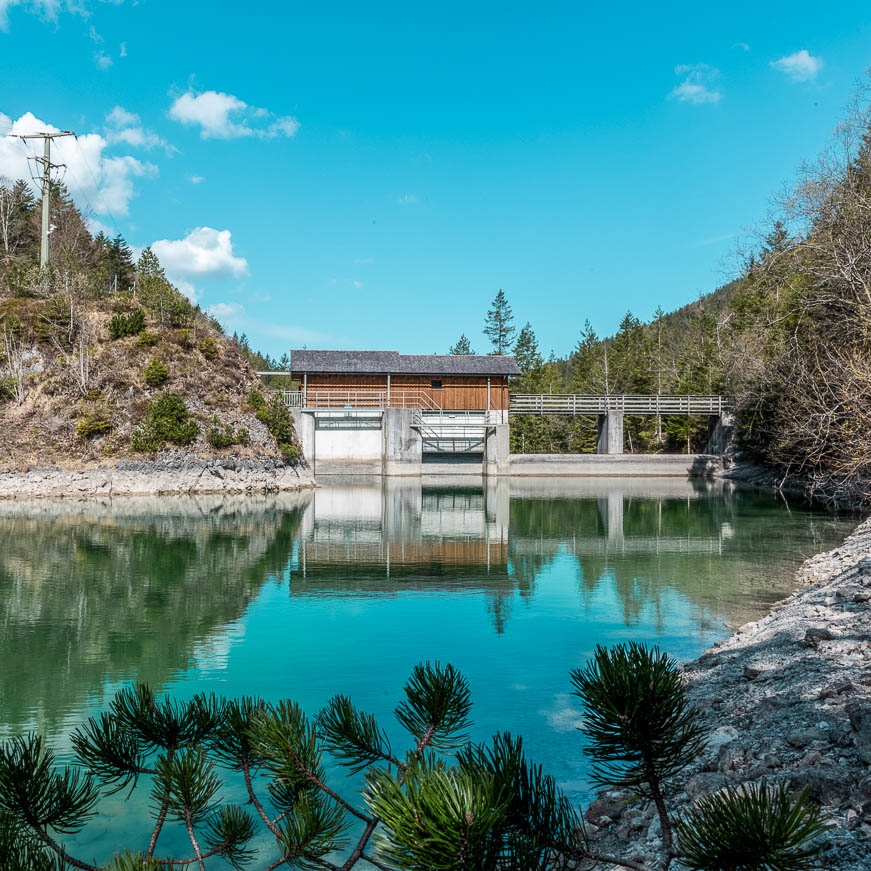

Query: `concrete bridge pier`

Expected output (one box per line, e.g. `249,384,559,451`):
291,409,316,465
706,411,736,455
484,424,510,476
383,408,423,476
597,411,624,455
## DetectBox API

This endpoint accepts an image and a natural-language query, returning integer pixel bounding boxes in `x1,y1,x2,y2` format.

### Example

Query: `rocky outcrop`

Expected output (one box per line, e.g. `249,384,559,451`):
586,517,871,871
0,454,315,498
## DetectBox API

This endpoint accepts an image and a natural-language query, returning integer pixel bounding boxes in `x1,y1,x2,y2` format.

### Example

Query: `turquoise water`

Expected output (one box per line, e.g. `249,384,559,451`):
0,477,853,864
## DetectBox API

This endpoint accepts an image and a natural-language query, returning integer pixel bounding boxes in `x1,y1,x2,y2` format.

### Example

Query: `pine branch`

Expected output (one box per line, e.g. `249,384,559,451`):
29,821,98,871
146,794,169,858
241,758,280,837
183,808,206,871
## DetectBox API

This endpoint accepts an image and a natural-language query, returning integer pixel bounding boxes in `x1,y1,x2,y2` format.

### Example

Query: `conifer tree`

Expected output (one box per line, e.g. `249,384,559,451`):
512,322,544,392
0,180,37,264
572,320,609,394
483,289,516,354
448,334,475,355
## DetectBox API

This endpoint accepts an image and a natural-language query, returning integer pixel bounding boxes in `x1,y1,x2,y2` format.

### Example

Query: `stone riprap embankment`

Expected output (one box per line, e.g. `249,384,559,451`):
0,455,315,499
586,517,871,871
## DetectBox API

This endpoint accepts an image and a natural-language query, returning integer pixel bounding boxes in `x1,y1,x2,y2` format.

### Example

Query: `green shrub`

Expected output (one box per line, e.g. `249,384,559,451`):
131,391,199,452
143,357,169,388
107,309,145,340
170,328,193,349
255,395,298,459
137,330,160,348
77,404,113,439
164,296,195,328
247,388,266,411
205,417,250,449
676,780,829,871
0,377,15,403
197,336,219,360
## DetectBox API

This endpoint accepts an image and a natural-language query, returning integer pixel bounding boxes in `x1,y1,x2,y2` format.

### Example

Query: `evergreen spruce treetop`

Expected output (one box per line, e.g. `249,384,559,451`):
572,320,609,394
513,322,543,375
483,289,516,355
136,247,165,279
448,334,475,355
513,322,545,392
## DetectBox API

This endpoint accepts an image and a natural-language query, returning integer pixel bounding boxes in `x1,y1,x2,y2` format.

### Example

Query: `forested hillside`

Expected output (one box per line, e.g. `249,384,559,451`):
0,181,299,468
460,90,871,505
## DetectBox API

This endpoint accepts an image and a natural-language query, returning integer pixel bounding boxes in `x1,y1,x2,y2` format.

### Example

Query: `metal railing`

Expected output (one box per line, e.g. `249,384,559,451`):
509,394,733,416
281,390,443,411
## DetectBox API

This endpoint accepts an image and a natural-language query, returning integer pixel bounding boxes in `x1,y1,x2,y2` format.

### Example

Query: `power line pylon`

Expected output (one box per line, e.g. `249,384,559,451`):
13,130,75,268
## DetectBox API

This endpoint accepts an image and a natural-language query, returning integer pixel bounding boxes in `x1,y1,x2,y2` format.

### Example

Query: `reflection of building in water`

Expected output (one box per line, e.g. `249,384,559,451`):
290,478,510,585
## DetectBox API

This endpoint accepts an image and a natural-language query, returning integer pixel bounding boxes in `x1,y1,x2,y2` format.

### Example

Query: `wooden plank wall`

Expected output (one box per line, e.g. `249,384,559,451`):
297,373,511,410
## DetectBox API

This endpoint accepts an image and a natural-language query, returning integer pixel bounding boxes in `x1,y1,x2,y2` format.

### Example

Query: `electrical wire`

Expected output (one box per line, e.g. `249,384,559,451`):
63,134,124,239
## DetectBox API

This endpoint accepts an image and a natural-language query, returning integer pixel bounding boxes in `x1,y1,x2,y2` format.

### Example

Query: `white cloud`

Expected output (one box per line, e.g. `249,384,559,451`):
207,301,245,322
733,42,750,52
168,88,300,140
0,110,157,216
0,0,128,32
353,256,373,264
0,0,60,31
352,280,363,289
106,106,137,128
119,41,127,58
94,51,113,70
151,227,248,284
669,64,722,104
269,116,301,137
769,50,823,83
104,105,172,153
397,193,417,204
188,175,205,184
173,279,198,303
85,216,113,237
540,694,585,733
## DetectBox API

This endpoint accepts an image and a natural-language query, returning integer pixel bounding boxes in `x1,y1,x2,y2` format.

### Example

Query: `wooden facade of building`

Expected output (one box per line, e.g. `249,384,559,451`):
289,350,519,411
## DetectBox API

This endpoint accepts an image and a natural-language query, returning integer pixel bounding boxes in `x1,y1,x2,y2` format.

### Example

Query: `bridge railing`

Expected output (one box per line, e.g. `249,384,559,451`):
280,390,443,411
509,394,733,415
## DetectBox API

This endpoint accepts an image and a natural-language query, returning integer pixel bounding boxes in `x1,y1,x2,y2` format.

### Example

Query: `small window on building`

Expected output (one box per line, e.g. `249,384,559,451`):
431,379,443,389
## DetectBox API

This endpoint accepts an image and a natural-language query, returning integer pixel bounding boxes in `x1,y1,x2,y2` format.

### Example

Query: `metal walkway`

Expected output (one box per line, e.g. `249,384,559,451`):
509,394,733,415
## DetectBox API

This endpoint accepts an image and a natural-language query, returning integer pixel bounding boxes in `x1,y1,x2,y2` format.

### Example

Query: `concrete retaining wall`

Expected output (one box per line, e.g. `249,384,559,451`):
509,453,722,477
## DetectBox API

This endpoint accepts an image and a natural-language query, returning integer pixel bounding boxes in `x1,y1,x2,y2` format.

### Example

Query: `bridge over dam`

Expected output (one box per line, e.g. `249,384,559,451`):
264,350,735,477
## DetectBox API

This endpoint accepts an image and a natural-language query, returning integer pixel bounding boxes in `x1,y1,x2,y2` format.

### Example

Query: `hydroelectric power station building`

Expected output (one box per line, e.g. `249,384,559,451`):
282,348,733,478
287,350,519,475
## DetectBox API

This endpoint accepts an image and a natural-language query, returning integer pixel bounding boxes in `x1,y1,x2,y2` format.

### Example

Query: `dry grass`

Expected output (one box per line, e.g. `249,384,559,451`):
0,296,296,470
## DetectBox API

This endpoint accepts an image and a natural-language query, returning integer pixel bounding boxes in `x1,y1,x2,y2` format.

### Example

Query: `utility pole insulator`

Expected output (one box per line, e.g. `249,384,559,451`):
13,130,75,269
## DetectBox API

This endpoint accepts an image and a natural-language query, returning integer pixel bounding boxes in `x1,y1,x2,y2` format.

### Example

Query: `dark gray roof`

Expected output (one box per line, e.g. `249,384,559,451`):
290,349,520,376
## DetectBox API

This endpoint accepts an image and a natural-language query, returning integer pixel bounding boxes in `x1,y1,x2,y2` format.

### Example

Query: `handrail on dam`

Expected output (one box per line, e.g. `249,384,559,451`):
509,394,733,416
280,390,441,411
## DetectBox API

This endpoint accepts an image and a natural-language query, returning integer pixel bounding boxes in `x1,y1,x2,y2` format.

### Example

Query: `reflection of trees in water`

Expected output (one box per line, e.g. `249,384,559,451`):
0,495,307,734
508,492,850,632
0,484,848,734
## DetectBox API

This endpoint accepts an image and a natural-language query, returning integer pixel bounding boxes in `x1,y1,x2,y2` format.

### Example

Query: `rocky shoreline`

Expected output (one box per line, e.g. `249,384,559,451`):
585,516,871,870
0,455,315,498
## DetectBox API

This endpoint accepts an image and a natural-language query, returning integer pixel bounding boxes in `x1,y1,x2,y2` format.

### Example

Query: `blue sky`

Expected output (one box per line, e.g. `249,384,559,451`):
2,1,871,359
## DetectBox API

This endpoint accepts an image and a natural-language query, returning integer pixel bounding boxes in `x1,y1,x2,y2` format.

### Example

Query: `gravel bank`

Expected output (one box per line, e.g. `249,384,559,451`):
586,517,871,870
0,455,315,498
